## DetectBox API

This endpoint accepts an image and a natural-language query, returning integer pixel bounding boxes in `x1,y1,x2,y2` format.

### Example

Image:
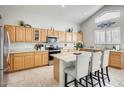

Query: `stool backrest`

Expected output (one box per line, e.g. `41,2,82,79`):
76,52,91,79
101,50,110,68
91,52,102,72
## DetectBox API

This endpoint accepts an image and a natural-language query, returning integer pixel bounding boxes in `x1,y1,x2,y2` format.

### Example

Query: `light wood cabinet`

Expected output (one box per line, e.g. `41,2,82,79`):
40,29,48,42
42,52,49,65
25,27,33,42
15,26,25,42
4,25,15,42
4,25,83,43
34,28,40,42
24,53,34,68
109,51,124,69
66,32,72,42
53,58,60,83
34,52,42,66
35,51,48,66
59,31,66,42
13,53,25,71
72,32,77,42
53,31,59,37
77,32,83,42
8,51,48,72
47,29,54,36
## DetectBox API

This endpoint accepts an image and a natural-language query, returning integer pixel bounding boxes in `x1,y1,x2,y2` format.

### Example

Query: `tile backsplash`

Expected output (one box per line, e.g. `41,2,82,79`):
10,42,75,51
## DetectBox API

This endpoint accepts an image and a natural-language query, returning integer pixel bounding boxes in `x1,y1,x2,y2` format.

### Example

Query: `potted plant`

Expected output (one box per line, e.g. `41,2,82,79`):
74,42,82,51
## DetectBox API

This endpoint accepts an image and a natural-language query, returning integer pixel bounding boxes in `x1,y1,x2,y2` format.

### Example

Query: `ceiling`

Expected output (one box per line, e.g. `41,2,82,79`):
0,5,103,24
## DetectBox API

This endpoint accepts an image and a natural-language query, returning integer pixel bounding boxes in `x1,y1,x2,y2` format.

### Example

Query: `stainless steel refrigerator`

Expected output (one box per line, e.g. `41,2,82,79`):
0,26,10,87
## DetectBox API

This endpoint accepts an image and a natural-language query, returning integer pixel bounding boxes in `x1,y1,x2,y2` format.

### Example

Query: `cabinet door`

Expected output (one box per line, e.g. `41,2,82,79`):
110,52,121,68
13,54,24,71
34,53,42,66
4,25,15,42
34,28,40,42
72,32,77,42
15,26,25,42
47,29,53,36
40,29,48,42
58,31,66,42
42,52,48,65
24,53,34,68
54,31,59,37
66,32,72,42
25,28,33,42
77,32,83,42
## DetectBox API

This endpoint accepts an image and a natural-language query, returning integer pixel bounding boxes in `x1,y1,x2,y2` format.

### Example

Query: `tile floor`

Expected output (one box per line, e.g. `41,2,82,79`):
7,66,124,87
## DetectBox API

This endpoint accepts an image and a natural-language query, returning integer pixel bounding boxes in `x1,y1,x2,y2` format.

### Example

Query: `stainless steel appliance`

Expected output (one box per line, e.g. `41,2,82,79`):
47,36,58,43
0,26,10,87
46,45,61,65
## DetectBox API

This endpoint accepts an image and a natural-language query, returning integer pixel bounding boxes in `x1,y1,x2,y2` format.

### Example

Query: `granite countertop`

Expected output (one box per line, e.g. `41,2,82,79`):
10,49,48,54
51,51,90,63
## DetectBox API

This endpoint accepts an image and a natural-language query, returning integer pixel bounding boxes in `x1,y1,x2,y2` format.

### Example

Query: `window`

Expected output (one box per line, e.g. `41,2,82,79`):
95,11,120,23
95,27,120,44
95,11,121,45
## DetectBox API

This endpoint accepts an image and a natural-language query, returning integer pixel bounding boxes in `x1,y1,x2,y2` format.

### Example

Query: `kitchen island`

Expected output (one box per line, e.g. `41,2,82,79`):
52,51,89,87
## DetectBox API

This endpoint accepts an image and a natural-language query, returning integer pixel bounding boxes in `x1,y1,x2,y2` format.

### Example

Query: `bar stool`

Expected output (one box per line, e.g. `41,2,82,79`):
100,50,110,86
64,52,92,87
89,52,102,87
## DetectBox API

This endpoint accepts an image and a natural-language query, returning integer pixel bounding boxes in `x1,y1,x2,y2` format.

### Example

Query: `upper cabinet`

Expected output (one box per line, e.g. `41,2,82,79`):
34,28,40,42
72,32,77,42
40,29,48,42
77,32,83,42
47,29,54,36
53,31,59,37
4,25,16,42
15,26,25,42
4,25,83,43
58,31,66,42
66,32,72,42
25,27,33,42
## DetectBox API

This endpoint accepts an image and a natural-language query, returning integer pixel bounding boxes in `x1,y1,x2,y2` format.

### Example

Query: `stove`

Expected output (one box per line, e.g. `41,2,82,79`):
46,45,61,61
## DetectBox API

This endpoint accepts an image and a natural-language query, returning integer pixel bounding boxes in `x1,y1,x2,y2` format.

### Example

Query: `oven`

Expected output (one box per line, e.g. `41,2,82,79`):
49,50,61,61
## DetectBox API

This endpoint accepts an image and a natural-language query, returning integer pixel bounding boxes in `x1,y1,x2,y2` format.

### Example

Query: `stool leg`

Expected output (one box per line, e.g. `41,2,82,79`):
90,73,93,87
98,70,101,87
64,73,68,87
101,68,105,86
106,66,110,82
86,76,88,87
74,79,78,87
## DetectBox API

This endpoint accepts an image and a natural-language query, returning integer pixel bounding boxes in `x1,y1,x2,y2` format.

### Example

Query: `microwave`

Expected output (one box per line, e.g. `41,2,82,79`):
47,36,58,43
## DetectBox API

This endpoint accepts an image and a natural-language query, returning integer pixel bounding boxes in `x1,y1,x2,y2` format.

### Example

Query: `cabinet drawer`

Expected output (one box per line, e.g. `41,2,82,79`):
111,57,121,62
111,52,121,56
110,60,121,67
24,52,34,56
14,53,25,57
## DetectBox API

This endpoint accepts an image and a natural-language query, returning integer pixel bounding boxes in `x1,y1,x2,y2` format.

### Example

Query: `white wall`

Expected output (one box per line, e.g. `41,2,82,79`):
0,5,80,31
80,5,124,50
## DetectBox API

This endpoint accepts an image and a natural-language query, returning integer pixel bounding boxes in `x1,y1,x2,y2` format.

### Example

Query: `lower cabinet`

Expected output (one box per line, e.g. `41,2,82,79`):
34,52,48,66
13,53,25,71
8,51,48,72
24,53,34,69
109,51,124,69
